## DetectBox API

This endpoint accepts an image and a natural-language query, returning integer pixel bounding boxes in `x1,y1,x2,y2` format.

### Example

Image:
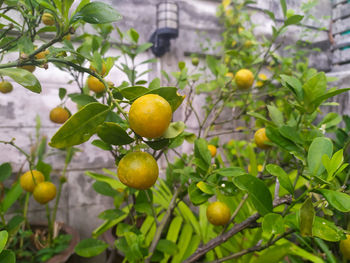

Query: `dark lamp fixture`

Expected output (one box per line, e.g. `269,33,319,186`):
150,1,179,57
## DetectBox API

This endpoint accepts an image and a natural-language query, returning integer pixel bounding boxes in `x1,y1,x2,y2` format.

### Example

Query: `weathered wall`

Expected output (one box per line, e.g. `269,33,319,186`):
0,1,335,262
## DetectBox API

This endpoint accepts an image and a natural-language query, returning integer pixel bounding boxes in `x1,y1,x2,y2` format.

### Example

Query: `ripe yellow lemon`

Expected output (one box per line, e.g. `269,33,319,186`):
129,94,172,139
33,182,57,204
50,107,70,124
42,13,55,26
20,170,45,193
235,69,254,90
254,128,271,149
0,81,13,93
87,76,105,93
208,145,217,158
206,201,231,226
117,152,159,190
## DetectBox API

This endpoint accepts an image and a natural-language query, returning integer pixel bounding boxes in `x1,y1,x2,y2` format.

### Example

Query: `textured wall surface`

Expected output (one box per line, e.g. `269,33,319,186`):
0,1,336,262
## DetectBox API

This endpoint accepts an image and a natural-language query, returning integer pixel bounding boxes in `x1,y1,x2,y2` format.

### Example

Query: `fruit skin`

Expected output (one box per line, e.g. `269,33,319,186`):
192,57,199,66
19,65,35,73
42,13,55,26
225,72,234,79
0,81,13,93
208,144,217,158
340,235,350,259
20,170,45,193
129,94,172,139
235,69,254,90
248,164,263,173
206,201,231,226
50,107,70,124
63,34,71,41
35,50,49,59
90,63,107,76
33,182,57,204
254,128,271,149
117,152,159,190
87,76,105,93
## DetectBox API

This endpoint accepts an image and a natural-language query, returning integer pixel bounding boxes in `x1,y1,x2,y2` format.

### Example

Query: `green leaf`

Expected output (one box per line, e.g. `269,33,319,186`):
1,182,22,212
311,88,350,110
302,72,327,113
194,139,211,168
163,122,185,139
93,181,117,197
156,239,178,255
280,74,303,101
319,112,342,129
97,122,134,146
59,88,67,100
262,213,284,235
284,15,303,26
247,111,273,125
299,197,314,237
134,190,153,215
69,93,98,106
91,139,112,151
147,87,185,112
74,238,108,257
215,167,246,177
166,217,183,243
71,2,122,24
206,55,218,76
323,149,344,180
49,103,110,148
317,189,350,212
128,28,139,43
278,125,303,145
136,43,153,55
120,86,149,100
313,216,346,241
0,250,15,263
0,231,8,253
0,68,41,93
280,0,287,17
145,139,169,150
149,78,160,90
267,105,284,126
266,164,294,195
188,183,212,206
98,209,125,220
0,163,11,182
196,181,215,195
85,171,124,190
233,174,273,215
307,137,333,177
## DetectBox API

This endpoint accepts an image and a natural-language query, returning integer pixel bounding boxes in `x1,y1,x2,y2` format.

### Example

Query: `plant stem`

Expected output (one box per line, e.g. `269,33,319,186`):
145,187,181,263
19,192,30,248
46,204,52,245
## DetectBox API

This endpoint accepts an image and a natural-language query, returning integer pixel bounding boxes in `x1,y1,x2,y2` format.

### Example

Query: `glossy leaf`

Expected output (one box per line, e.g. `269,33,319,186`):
280,0,287,17
194,139,211,168
0,231,8,253
188,183,212,206
156,239,178,255
313,216,346,241
0,250,15,263
93,181,117,197
302,72,327,113
284,15,303,26
196,181,215,195
147,87,185,112
307,137,333,177
74,238,108,257
69,93,97,106
317,189,350,212
1,182,22,212
49,103,110,148
267,105,284,126
71,2,122,24
97,122,134,146
0,68,41,93
266,164,294,195
299,198,314,237
163,121,185,139
0,163,11,182
215,167,246,177
262,213,284,235
145,139,169,150
233,174,273,215
280,74,303,101
120,86,149,100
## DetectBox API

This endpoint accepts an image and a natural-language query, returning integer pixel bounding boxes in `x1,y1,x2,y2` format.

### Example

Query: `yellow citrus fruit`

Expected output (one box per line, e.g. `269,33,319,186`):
19,65,35,73
87,76,105,93
225,72,234,79
192,57,199,66
244,40,253,48
129,94,172,139
64,34,71,41
256,80,264,88
90,63,107,76
248,164,263,173
254,128,271,149
0,81,13,93
206,201,231,226
340,235,350,259
258,73,267,81
50,107,69,124
35,50,49,59
235,69,254,90
208,144,217,158
42,13,55,26
33,182,57,204
117,151,159,190
20,170,45,193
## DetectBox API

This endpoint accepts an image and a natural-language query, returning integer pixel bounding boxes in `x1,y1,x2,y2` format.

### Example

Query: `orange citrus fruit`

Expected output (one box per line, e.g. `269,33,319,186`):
208,145,217,158
33,182,57,204
117,152,159,190
35,50,49,59
340,235,350,259
0,81,13,93
235,69,254,90
20,170,45,193
50,107,69,124
206,201,231,226
87,76,105,93
254,128,271,149
90,63,107,76
129,94,172,139
42,13,55,26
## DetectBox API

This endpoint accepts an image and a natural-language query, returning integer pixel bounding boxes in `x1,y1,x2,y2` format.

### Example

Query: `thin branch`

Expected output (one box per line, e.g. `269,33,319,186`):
183,196,292,263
